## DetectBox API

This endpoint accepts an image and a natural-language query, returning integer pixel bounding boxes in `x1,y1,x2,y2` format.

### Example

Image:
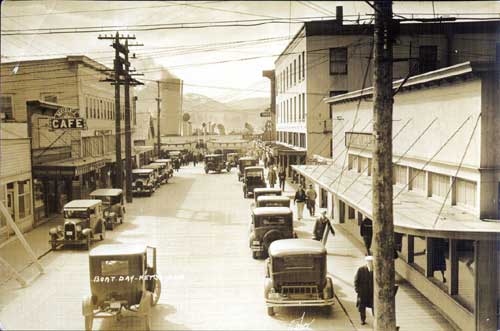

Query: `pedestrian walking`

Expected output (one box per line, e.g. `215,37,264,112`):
267,166,277,188
263,155,268,168
305,184,317,216
193,156,197,167
432,238,447,283
278,167,286,191
293,185,306,220
354,256,374,325
360,218,373,255
313,210,335,244
174,158,180,172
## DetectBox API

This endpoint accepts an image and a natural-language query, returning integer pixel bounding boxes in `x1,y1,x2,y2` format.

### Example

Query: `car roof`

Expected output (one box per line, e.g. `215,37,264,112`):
253,207,292,216
143,164,161,169
89,244,147,257
254,188,282,194
90,188,123,196
132,168,154,173
64,199,101,208
149,162,166,167
257,195,290,202
155,159,171,162
245,166,264,171
228,152,238,155
269,239,326,257
240,156,257,161
205,154,222,157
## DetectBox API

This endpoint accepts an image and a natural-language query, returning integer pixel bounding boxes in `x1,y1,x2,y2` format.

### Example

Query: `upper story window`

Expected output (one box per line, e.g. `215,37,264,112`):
0,95,14,121
418,45,438,74
302,51,305,80
330,47,348,75
298,54,302,81
293,59,297,85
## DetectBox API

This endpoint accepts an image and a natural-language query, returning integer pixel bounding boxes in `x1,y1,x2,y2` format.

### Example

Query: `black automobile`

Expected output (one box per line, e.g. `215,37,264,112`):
237,156,258,181
204,154,231,174
242,166,266,198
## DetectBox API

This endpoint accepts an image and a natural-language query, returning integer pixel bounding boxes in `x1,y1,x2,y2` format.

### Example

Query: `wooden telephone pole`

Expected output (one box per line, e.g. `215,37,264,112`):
156,81,162,157
372,1,396,330
98,33,143,202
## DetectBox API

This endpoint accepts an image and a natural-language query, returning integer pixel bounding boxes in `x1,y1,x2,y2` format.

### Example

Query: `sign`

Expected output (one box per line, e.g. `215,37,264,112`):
260,111,272,117
345,132,373,150
50,107,87,131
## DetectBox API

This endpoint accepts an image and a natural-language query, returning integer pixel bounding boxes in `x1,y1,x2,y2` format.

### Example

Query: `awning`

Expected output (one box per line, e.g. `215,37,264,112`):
33,156,109,177
134,145,154,155
270,142,306,156
292,164,500,240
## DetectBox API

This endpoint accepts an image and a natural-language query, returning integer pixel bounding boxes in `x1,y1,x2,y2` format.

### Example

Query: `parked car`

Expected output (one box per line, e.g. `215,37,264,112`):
242,166,266,198
149,162,169,184
89,189,125,230
226,152,239,168
253,188,282,204
249,207,295,259
49,200,106,250
82,244,161,331
264,239,335,316
204,154,231,174
155,158,174,178
169,150,181,162
238,156,258,181
142,164,163,187
256,195,291,208
132,169,156,196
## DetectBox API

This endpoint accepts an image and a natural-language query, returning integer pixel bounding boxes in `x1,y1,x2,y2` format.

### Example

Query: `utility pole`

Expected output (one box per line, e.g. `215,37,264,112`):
372,1,396,331
99,33,143,200
156,81,162,157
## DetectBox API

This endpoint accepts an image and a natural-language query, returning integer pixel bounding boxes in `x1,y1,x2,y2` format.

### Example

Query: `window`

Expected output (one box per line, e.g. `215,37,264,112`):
289,63,293,86
330,138,333,157
409,168,426,192
300,133,306,148
298,94,302,121
18,180,31,219
330,47,348,74
85,97,89,118
302,93,305,120
393,165,408,186
431,172,450,199
302,51,305,79
286,67,289,90
293,97,297,122
419,45,438,74
293,59,297,85
0,95,14,120
298,54,302,80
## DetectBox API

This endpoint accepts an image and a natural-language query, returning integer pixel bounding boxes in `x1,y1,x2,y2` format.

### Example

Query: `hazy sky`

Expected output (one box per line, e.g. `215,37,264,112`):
1,1,499,102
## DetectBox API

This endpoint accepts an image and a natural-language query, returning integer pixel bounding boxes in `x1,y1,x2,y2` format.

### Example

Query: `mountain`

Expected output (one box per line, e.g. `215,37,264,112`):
225,97,270,111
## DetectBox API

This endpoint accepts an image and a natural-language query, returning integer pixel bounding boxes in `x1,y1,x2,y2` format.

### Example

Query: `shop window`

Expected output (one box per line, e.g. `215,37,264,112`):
0,95,14,120
18,180,31,219
301,51,305,80
330,47,348,74
457,240,475,311
293,59,297,85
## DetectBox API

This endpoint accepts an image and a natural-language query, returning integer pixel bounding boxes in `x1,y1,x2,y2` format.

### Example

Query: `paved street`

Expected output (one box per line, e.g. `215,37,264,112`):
0,164,453,330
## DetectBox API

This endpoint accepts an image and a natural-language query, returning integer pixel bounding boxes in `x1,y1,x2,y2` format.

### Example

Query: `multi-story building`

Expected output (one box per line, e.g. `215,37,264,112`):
0,123,34,241
293,61,500,331
0,56,138,220
274,8,500,171
160,78,183,136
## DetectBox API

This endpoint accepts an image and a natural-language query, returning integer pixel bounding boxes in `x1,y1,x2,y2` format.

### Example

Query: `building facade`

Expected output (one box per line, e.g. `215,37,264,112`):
0,123,34,241
160,78,183,136
294,61,500,331
274,11,500,163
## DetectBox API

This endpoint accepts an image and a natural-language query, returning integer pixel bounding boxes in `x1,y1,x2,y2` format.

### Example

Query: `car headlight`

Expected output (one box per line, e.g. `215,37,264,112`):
76,225,82,232
132,182,136,187
57,225,63,232
104,211,109,216
252,240,260,245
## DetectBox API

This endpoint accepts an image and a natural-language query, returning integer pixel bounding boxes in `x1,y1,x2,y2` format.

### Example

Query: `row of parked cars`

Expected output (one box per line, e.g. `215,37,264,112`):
236,156,335,316
132,158,174,196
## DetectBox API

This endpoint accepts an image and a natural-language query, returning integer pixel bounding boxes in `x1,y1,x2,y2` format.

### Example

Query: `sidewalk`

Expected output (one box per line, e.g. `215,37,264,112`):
0,216,61,287
281,178,455,330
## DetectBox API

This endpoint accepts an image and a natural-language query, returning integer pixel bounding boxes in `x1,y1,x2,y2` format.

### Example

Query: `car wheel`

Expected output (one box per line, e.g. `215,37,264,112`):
252,251,259,259
152,278,161,306
84,315,93,331
267,307,275,316
263,230,282,255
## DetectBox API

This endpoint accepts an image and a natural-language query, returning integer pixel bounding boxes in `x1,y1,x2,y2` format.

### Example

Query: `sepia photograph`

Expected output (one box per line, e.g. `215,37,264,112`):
0,1,499,330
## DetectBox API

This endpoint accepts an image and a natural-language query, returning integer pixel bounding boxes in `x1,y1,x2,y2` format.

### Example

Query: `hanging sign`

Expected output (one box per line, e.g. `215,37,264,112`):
50,107,87,130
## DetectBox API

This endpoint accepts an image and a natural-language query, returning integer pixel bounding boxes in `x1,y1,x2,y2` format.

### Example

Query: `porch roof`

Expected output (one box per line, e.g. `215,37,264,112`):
292,164,500,240
33,155,109,177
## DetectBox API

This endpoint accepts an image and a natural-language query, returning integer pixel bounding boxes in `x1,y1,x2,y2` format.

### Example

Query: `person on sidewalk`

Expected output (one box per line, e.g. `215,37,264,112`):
305,184,317,217
313,210,335,244
293,185,306,220
267,166,277,188
278,167,286,191
360,218,373,255
354,255,374,325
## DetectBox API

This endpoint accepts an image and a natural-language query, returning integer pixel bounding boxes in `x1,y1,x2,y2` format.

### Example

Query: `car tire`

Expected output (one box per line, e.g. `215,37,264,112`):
152,278,161,306
205,168,209,174
252,251,259,259
267,307,275,316
84,315,93,331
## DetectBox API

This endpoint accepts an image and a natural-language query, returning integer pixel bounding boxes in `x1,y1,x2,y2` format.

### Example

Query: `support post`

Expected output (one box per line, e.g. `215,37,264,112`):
156,81,162,158
372,1,396,330
113,33,123,189
124,40,133,203
448,239,458,295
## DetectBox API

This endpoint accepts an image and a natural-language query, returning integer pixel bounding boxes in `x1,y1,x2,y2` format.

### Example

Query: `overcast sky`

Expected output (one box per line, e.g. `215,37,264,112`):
1,1,499,102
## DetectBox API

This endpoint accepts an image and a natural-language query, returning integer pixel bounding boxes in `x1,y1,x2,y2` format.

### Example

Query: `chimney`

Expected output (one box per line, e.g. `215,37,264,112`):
336,6,343,25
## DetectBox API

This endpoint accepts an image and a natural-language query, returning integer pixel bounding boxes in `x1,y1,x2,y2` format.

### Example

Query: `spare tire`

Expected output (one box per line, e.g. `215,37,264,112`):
263,229,283,257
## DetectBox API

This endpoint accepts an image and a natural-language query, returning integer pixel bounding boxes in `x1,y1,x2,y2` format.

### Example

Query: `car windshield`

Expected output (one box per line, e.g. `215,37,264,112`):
246,169,263,177
206,157,217,162
241,160,255,167
255,215,289,226
134,173,150,180
64,209,88,219
101,260,129,276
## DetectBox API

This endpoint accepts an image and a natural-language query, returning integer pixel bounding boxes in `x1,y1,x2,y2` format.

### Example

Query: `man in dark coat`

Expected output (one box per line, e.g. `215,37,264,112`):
360,218,373,255
354,256,374,325
313,210,335,244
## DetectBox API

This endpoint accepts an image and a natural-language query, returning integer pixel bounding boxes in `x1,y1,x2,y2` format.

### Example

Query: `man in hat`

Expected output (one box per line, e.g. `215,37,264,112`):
313,210,335,244
305,184,317,217
354,256,374,325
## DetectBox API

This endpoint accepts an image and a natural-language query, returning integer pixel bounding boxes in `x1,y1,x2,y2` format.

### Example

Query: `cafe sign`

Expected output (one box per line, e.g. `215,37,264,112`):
50,107,87,130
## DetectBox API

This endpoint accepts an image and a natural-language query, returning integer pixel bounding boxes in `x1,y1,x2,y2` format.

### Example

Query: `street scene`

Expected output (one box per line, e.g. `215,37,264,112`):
1,1,500,331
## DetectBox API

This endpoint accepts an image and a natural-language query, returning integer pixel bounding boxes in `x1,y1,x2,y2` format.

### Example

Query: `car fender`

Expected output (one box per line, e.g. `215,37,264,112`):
82,228,92,237
323,277,334,299
264,278,274,298
248,232,256,247
82,296,94,316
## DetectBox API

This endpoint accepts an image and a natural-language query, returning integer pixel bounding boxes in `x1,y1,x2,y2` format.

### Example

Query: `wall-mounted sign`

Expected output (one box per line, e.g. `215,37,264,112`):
50,107,87,130
260,111,272,117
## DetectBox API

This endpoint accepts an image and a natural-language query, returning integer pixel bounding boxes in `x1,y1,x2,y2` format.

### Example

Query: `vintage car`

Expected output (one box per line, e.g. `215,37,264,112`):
253,188,282,204
154,158,174,178
249,207,295,259
204,154,231,174
142,164,163,187
147,162,169,184
242,166,266,198
264,239,335,316
256,195,291,208
226,152,239,167
132,169,156,196
90,189,125,230
169,150,181,162
237,156,258,181
49,200,106,250
82,244,161,331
